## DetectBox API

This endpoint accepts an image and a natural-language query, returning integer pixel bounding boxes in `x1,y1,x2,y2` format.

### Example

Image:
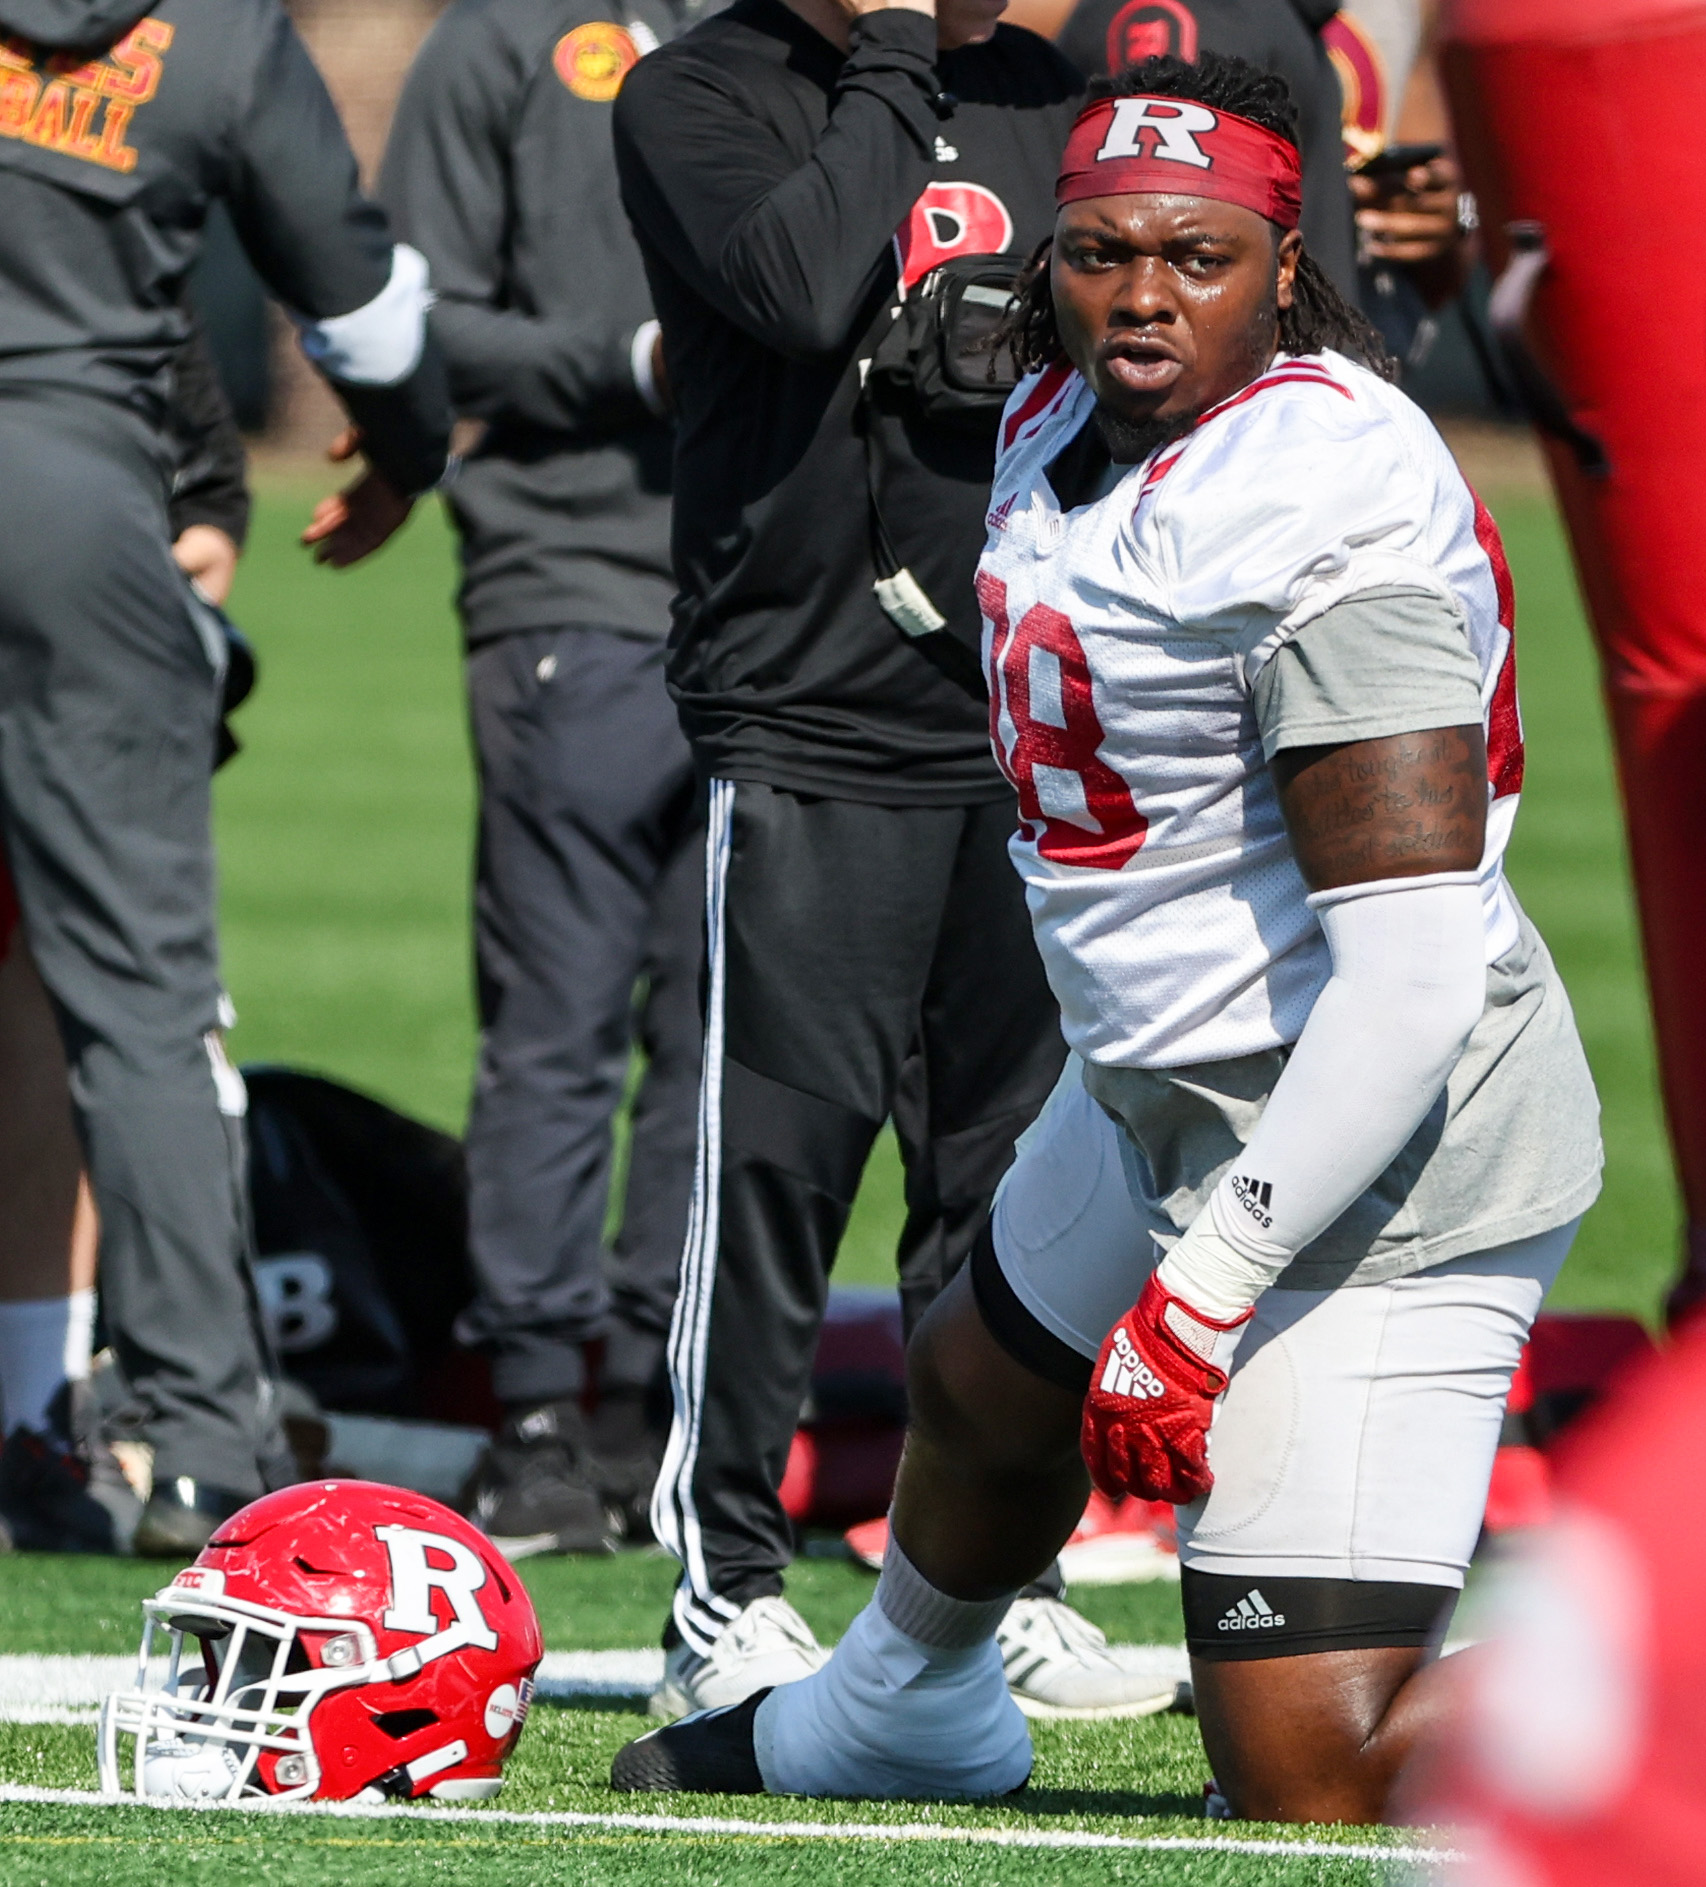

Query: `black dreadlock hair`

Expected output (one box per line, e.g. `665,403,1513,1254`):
1003,51,1397,382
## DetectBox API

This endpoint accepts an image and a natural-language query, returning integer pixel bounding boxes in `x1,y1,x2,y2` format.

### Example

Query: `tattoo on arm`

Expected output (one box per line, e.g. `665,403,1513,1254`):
1272,725,1488,892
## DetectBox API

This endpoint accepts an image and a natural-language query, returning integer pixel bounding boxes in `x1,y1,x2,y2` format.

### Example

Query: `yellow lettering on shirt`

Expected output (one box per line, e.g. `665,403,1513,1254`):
0,18,174,175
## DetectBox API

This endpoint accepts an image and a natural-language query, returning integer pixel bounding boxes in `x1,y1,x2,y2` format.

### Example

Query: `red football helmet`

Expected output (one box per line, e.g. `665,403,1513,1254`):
99,1480,542,1804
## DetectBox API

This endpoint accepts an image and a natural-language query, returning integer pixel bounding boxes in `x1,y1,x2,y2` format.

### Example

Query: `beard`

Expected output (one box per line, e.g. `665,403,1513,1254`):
1088,288,1282,464
1090,400,1205,465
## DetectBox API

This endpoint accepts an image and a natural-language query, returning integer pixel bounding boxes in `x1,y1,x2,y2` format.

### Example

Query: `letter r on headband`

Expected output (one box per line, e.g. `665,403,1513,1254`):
1097,97,1217,169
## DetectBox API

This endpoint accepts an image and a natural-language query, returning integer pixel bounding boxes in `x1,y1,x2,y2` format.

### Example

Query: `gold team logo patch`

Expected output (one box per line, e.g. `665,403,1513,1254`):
0,17,173,175
553,21,638,102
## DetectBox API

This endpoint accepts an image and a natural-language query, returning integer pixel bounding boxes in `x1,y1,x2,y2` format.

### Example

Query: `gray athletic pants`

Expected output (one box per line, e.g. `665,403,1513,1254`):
0,387,275,1494
456,626,703,1406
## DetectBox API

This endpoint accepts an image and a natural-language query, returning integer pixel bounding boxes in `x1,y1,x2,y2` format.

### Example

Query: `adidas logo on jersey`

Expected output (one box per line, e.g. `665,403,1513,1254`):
986,493,1016,533
1228,1173,1274,1232
1099,1327,1165,1400
1219,1590,1286,1632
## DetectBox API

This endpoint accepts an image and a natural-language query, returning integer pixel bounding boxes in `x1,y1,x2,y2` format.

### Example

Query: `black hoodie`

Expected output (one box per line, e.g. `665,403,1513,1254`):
615,2,1082,802
0,0,146,44
0,0,448,492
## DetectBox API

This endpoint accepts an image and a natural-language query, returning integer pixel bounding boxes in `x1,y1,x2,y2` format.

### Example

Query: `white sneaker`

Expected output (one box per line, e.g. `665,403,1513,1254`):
997,1596,1182,1719
649,1595,828,1721
753,1600,1032,1799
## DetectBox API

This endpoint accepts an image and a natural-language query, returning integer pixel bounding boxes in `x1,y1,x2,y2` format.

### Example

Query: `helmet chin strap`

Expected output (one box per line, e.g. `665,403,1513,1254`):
378,1616,491,1683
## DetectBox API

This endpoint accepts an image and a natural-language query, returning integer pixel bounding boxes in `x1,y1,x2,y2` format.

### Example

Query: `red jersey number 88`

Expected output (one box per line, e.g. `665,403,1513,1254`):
978,571,1147,871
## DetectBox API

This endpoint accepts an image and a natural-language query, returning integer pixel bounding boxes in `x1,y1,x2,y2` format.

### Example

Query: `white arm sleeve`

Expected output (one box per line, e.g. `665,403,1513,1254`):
293,243,432,387
1157,873,1489,1319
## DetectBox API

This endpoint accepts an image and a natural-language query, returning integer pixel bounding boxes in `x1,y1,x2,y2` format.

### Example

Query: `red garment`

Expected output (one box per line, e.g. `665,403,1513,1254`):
1056,96,1304,227
1412,1324,1706,1884
1440,0,1706,1318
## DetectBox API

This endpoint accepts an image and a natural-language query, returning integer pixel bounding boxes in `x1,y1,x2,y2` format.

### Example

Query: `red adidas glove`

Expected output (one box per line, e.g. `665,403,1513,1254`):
1081,1274,1252,1505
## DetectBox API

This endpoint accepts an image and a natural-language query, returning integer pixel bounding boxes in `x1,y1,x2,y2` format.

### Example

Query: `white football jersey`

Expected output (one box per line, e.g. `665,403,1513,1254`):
978,349,1523,1069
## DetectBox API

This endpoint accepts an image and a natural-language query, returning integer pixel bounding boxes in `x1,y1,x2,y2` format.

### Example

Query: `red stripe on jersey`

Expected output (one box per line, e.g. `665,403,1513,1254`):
1198,366,1352,427
1134,364,1350,506
1002,359,1074,454
1472,489,1525,800
1140,448,1185,496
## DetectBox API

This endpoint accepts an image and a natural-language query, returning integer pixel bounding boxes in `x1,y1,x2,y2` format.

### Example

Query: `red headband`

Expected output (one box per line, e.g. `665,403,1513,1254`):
1056,96,1303,230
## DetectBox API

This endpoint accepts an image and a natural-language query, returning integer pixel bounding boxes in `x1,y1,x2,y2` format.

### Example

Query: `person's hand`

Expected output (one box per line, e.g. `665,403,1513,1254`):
301,427,415,569
1351,154,1466,269
1081,1273,1251,1505
172,524,240,606
826,0,935,26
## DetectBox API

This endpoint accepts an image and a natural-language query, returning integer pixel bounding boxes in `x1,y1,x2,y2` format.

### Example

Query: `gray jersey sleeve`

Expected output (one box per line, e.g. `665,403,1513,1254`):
380,2,652,435
1251,587,1486,760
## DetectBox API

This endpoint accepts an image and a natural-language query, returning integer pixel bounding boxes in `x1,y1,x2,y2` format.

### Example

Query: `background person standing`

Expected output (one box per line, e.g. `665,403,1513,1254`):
382,0,706,1556
617,0,1176,1722
0,0,449,1555
0,323,253,1557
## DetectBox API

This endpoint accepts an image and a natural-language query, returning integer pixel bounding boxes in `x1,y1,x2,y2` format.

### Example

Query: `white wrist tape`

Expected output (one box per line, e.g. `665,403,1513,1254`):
630,319,667,417
294,244,431,387
1158,873,1487,1320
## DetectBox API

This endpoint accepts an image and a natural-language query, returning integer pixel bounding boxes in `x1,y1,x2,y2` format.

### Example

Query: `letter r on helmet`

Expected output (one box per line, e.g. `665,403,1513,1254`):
377,1524,499,1650
1097,97,1217,169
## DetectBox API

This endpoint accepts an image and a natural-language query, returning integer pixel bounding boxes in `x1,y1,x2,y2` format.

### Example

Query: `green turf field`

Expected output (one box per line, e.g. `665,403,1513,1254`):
0,1553,1433,1884
0,466,1660,1880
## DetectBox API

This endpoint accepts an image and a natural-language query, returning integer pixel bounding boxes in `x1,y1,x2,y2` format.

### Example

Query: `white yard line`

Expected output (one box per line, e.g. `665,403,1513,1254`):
0,1783,1460,1865
0,1646,1196,1720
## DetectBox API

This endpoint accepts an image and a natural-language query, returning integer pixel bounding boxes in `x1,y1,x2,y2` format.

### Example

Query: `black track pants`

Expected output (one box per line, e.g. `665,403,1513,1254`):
656,779,1066,1651
457,628,703,1405
0,390,276,1493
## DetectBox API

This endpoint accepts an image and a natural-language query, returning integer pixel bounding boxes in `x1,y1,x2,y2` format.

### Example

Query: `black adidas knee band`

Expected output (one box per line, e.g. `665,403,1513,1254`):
1181,1570,1458,1661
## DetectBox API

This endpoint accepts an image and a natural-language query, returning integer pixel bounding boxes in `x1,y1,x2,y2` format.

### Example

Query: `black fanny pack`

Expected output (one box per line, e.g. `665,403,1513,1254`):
865,252,1026,433
861,253,1026,697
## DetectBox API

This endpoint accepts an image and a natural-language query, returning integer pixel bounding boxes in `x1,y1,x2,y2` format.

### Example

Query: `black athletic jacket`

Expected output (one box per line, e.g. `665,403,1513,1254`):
1054,0,1355,295
0,0,448,493
615,2,1081,805
384,0,706,644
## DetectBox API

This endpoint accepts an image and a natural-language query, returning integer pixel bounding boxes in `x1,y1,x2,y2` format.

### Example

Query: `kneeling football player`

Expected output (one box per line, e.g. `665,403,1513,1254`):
612,51,1601,1822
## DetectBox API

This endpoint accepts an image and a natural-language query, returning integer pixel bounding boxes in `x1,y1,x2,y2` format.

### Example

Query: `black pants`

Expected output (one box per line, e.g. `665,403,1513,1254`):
657,779,1066,1652
456,628,703,1405
0,389,277,1493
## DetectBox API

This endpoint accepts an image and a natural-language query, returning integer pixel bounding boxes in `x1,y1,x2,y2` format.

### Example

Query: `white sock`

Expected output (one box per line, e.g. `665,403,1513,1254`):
875,1535,1014,1648
64,1288,95,1384
0,1294,81,1438
753,1540,1031,1799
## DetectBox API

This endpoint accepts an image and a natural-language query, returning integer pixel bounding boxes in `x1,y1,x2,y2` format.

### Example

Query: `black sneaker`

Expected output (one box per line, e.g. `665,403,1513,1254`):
0,1425,119,1553
588,1389,664,1545
611,1690,771,1793
133,1476,252,1558
465,1398,612,1558
66,1380,142,1551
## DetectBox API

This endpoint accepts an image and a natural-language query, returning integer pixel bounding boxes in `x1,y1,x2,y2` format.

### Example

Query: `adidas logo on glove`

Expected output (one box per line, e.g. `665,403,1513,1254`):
1099,1327,1165,1400
1218,1590,1286,1632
